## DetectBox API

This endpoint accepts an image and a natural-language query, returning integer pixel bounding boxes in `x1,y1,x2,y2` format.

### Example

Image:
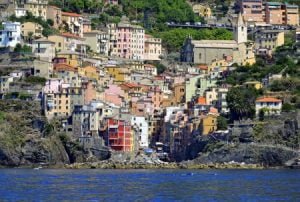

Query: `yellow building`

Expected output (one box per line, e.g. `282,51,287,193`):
56,51,81,67
44,88,71,119
201,114,218,135
21,22,43,40
78,66,100,81
105,65,129,83
192,4,212,18
48,33,85,53
243,81,263,90
209,57,232,72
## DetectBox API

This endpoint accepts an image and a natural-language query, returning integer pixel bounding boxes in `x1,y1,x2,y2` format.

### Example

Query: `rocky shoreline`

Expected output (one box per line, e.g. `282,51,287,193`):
60,161,264,169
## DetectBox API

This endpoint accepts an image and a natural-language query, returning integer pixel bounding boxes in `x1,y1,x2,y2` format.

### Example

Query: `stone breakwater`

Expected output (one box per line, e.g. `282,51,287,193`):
63,161,264,169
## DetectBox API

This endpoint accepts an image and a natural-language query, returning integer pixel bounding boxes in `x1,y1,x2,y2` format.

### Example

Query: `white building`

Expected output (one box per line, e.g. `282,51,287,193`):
0,76,14,95
15,7,27,18
0,22,21,48
131,116,149,148
32,38,55,62
255,97,282,116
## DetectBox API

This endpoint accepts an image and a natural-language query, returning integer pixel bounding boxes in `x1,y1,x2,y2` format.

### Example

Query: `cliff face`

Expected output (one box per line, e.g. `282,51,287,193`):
0,100,110,167
186,111,300,166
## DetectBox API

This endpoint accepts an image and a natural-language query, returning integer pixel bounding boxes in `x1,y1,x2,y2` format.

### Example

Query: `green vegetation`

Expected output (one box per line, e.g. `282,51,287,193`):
217,116,228,130
50,0,104,13
0,111,6,123
226,87,260,121
25,76,47,85
9,12,59,37
155,63,166,74
153,28,232,52
13,44,32,53
120,0,202,25
5,92,32,100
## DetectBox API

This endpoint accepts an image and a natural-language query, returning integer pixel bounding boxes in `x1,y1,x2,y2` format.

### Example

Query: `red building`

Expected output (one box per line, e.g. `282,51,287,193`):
107,119,133,152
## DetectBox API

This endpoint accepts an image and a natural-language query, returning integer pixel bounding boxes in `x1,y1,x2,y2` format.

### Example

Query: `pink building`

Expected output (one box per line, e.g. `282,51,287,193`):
265,2,284,25
43,78,65,93
265,2,299,25
148,86,163,110
82,81,96,105
239,0,264,23
117,16,145,60
104,84,125,106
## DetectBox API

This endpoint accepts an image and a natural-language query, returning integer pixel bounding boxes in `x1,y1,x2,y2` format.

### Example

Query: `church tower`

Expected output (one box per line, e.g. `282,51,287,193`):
234,13,247,44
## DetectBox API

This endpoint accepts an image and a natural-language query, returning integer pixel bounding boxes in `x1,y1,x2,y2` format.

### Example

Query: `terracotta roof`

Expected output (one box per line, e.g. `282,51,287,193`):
54,63,78,72
197,65,208,70
61,32,82,39
62,12,81,17
122,83,140,88
198,97,207,105
256,97,282,103
209,107,219,114
49,5,60,9
144,64,156,68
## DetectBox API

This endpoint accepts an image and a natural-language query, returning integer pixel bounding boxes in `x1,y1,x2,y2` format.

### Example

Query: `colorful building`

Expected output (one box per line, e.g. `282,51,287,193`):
265,2,299,25
107,119,134,152
239,0,264,23
61,12,83,37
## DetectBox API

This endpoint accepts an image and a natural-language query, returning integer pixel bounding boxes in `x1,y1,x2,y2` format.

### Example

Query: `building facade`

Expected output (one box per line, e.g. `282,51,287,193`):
0,21,21,48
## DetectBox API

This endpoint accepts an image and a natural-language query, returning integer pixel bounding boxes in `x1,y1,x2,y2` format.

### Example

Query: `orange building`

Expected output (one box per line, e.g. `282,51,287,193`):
265,2,299,25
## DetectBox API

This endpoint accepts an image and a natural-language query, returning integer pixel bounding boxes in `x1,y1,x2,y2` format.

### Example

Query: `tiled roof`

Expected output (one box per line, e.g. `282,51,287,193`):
197,65,208,70
198,97,207,105
256,97,281,103
61,32,83,39
62,12,82,17
122,83,140,88
54,63,78,72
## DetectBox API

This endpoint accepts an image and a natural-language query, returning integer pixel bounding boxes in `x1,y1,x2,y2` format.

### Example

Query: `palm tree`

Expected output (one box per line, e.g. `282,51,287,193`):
28,31,34,44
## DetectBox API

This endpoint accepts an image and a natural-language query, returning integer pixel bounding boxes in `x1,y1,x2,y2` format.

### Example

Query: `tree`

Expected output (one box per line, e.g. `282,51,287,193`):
258,109,265,121
226,87,258,121
217,116,228,130
156,63,166,74
27,31,34,44
14,44,32,53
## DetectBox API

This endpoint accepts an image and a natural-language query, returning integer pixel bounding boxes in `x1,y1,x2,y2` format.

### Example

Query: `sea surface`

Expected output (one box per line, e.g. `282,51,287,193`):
0,169,299,201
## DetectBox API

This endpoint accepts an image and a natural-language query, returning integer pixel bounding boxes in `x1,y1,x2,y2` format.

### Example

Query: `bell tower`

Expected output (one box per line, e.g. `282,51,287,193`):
234,13,247,44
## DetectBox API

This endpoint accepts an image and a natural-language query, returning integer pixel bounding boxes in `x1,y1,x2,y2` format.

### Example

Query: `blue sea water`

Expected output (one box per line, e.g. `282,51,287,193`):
0,169,299,201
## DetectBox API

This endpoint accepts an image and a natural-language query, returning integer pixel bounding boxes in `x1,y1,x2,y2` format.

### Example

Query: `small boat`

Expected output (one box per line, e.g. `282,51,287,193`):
33,166,42,170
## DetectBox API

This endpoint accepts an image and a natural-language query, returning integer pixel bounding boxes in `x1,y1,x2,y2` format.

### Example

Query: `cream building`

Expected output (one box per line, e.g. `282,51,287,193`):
83,30,109,55
255,30,284,56
192,4,211,18
144,34,162,61
181,13,256,66
22,0,48,20
21,22,43,40
48,33,86,53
